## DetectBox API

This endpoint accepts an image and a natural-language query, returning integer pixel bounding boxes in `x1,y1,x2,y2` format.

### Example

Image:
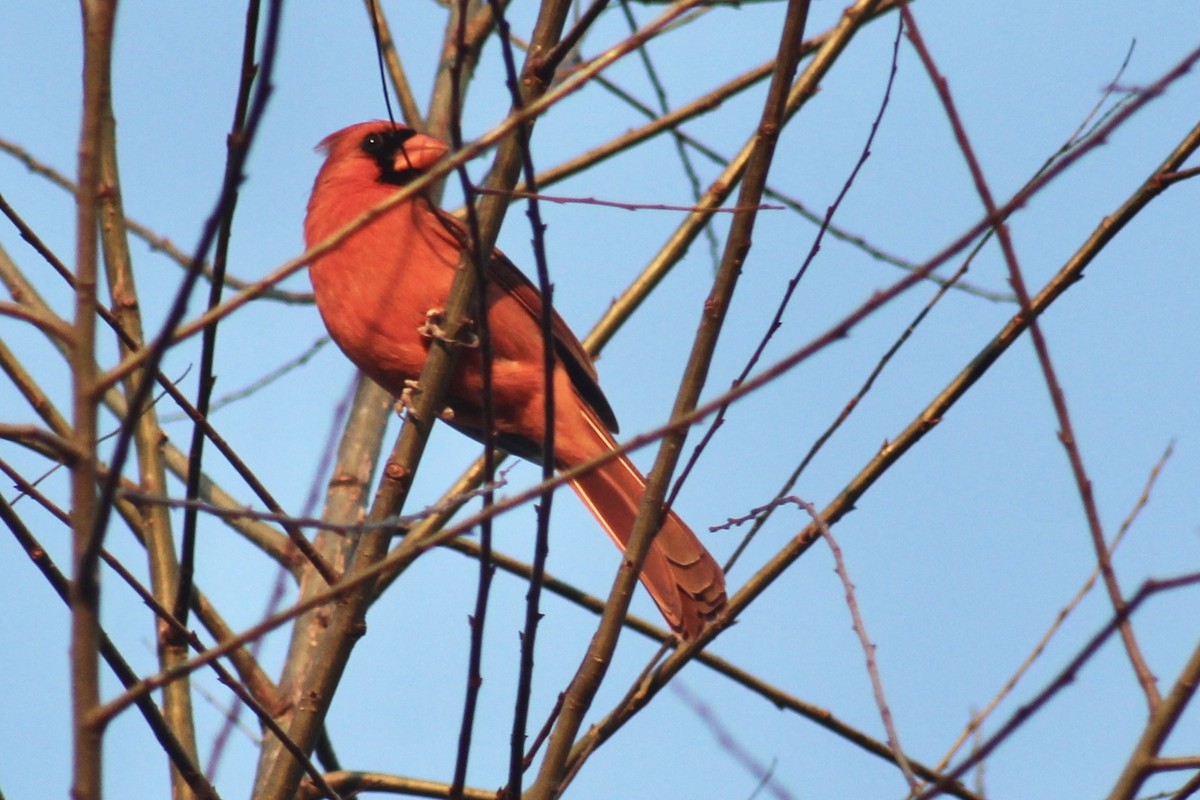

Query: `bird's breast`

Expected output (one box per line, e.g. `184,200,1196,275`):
307,199,458,394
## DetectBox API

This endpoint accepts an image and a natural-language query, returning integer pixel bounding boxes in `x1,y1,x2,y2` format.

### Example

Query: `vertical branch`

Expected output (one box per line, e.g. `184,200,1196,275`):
253,376,390,799
95,58,202,800
176,0,263,628
446,0,498,795
427,0,493,138
527,1,814,796
482,0,572,795
70,3,118,800
445,1,576,796
362,0,423,128
169,5,263,790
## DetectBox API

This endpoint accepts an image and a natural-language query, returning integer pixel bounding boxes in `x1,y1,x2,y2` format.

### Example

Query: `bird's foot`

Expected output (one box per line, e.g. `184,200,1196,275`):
418,308,479,348
417,309,448,341
396,379,422,418
396,379,456,423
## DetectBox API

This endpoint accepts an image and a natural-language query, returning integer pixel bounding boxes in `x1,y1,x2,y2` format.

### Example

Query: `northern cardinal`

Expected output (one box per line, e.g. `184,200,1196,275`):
305,121,726,638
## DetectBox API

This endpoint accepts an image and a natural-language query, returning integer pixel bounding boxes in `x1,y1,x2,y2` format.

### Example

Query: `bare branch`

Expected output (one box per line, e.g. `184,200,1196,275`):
0,137,314,304
902,4,1160,707
803,500,919,791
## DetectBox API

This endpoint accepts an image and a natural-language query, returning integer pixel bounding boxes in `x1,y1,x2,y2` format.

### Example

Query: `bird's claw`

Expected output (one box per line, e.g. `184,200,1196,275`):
416,309,447,341
418,308,479,348
396,379,422,418
396,379,455,423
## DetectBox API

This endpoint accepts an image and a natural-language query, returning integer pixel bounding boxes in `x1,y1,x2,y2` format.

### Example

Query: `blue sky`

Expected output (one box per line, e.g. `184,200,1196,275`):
2,2,1198,798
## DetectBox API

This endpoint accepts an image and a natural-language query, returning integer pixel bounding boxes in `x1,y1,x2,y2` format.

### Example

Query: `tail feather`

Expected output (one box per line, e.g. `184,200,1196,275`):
568,446,726,638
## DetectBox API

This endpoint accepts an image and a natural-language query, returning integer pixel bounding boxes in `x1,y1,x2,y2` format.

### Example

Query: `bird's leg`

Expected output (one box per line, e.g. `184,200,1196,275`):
418,307,479,348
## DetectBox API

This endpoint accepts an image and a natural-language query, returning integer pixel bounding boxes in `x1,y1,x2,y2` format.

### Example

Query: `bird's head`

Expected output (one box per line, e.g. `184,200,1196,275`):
315,120,450,188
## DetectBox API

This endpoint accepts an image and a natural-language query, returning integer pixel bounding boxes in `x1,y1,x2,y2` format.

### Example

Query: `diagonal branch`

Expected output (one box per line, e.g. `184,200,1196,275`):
557,90,1200,789
526,0,815,796
0,136,313,303
901,4,1160,708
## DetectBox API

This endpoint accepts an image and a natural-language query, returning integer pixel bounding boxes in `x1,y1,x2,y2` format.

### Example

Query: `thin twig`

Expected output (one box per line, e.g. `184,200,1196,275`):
1155,165,1200,187
158,337,331,422
362,0,424,128
474,185,782,212
533,0,610,80
115,479,508,534
0,136,313,303
175,0,267,630
1,496,221,800
70,3,116,796
446,0,501,792
902,4,1161,708
1106,627,1200,798
618,0,721,267
1169,772,1200,800
556,67,1200,789
672,681,798,800
716,35,1157,569
912,573,1200,800
669,8,903,511
720,226,980,569
802,500,919,791
935,442,1175,771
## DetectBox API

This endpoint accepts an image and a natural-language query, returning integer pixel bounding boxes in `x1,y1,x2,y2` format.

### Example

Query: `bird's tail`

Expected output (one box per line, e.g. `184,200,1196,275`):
566,427,727,638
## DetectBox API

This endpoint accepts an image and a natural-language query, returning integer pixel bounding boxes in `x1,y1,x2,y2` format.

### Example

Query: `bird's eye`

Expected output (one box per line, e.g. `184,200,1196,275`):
361,132,387,154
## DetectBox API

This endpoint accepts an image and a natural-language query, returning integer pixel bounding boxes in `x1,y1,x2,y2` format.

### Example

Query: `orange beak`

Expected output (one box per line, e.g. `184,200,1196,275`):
395,133,449,174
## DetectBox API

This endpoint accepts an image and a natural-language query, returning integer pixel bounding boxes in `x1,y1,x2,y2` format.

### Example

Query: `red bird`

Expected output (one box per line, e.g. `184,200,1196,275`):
305,121,726,638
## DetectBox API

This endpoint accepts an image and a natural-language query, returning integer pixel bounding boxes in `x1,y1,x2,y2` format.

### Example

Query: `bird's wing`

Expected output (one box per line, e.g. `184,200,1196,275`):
430,205,620,434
